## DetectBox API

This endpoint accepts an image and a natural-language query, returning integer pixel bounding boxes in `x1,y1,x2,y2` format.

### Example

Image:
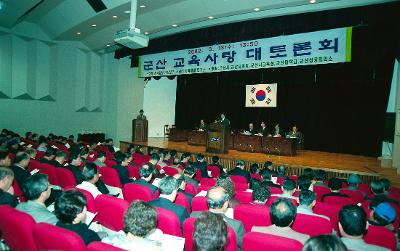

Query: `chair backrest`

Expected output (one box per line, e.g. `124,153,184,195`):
27,158,41,172
292,213,333,236
99,167,122,188
234,204,271,232
250,173,262,181
164,166,179,176
95,194,129,231
234,182,248,191
230,175,248,184
0,205,37,251
122,183,154,203
200,177,216,186
207,165,221,178
156,207,182,237
266,195,298,207
276,176,285,186
242,232,303,251
75,188,97,213
234,191,253,204
132,153,146,166
104,159,117,168
39,163,59,185
313,202,341,233
185,182,196,195
12,179,25,202
339,189,364,203
313,185,331,202
126,165,140,180
323,195,355,207
357,183,372,197
269,186,282,194
56,168,77,188
183,217,238,251
195,168,202,182
364,225,397,251
87,241,127,251
33,222,86,251
175,191,191,214
191,196,208,212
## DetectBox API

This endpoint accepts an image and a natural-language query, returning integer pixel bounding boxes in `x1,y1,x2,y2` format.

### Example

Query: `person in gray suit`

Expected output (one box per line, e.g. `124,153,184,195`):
190,186,245,251
16,173,58,224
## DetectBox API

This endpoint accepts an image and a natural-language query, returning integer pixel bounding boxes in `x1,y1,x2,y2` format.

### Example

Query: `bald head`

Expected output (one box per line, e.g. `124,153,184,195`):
207,186,229,210
270,198,297,227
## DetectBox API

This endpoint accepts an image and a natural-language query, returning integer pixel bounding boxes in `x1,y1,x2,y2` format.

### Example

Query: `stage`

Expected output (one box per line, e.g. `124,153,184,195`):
120,138,399,186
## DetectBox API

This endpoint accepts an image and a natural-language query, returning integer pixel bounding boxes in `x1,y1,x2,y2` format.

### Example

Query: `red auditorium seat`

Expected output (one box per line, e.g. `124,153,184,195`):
175,191,191,214
364,225,397,251
156,207,182,237
33,222,86,251
195,168,202,182
243,232,303,251
55,168,77,188
207,165,221,178
339,188,365,203
250,173,263,181
200,177,216,186
95,194,129,231
0,205,37,251
12,179,26,202
104,159,117,168
313,202,341,233
234,191,253,204
234,204,271,232
292,213,333,236
269,185,282,194
358,183,372,197
122,183,154,202
276,176,285,186
183,217,237,251
163,166,179,176
191,196,208,212
39,163,59,185
87,241,127,251
131,153,147,166
126,165,140,180
27,158,41,172
99,167,122,188
313,185,331,202
289,175,298,185
230,175,247,184
185,181,196,195
196,185,211,193
323,195,355,206
234,182,248,191
75,188,97,213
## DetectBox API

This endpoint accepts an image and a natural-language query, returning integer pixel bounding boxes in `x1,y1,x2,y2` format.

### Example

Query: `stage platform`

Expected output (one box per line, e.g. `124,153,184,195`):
120,138,399,186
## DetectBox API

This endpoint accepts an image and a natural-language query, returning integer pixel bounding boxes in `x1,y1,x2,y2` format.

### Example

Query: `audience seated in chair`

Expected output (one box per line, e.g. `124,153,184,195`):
39,148,55,164
102,200,163,251
174,173,194,207
16,173,57,224
227,160,250,183
302,234,348,251
263,161,276,175
11,152,32,187
183,165,199,189
342,174,365,198
297,190,329,220
272,178,298,200
132,164,158,196
297,175,312,192
367,202,397,232
260,169,281,189
252,198,310,244
93,151,107,167
0,167,18,207
113,151,132,186
216,174,240,208
339,204,389,251
367,180,399,208
54,190,101,245
191,186,245,251
276,165,288,178
321,178,350,202
194,211,228,251
251,186,271,205
50,150,66,167
76,163,103,199
148,176,189,227
193,154,208,178
314,170,328,187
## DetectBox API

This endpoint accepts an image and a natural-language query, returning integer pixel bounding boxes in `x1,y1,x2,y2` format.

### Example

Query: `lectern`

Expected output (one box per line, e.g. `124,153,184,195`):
206,122,230,153
132,119,148,142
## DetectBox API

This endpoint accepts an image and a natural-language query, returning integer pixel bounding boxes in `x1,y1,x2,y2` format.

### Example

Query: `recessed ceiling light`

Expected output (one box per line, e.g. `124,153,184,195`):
208,16,214,19
91,24,97,27
144,32,149,35
76,32,81,35
309,0,316,3
139,5,146,8
112,15,118,18
254,7,260,11
124,10,130,14
106,44,110,47
172,24,178,27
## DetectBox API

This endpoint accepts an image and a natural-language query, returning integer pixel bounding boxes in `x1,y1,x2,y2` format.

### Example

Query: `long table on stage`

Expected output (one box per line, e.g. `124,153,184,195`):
183,129,296,155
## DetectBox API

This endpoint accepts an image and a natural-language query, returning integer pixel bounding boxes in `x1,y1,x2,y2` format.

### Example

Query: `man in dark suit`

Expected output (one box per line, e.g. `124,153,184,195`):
11,152,32,188
190,186,245,251
50,151,66,167
260,169,281,189
259,122,270,136
148,176,189,227
193,154,208,179
113,151,131,186
247,123,257,135
64,151,85,184
174,173,194,208
228,160,250,183
132,164,158,195
137,109,147,120
218,113,230,127
38,148,55,164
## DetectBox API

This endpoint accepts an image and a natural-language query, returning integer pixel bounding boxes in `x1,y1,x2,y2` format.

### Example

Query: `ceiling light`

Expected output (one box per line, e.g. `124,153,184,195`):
112,15,118,18
91,24,97,27
254,7,260,11
76,32,81,35
309,0,316,3
106,44,110,47
124,10,130,13
144,32,149,35
172,24,178,27
208,16,214,19
139,5,146,8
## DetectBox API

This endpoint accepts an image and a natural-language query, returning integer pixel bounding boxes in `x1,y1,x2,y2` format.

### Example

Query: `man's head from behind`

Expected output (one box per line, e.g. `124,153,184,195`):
206,186,230,213
22,173,51,202
173,173,186,190
124,200,157,238
184,165,196,178
158,176,179,201
15,152,30,168
315,170,327,182
236,160,245,170
338,205,367,238
370,180,385,195
96,151,106,162
82,163,99,183
0,167,14,192
328,178,343,192
299,190,316,208
252,186,271,204
282,178,296,195
54,190,87,224
194,211,228,251
139,164,153,182
270,198,297,227
298,175,311,191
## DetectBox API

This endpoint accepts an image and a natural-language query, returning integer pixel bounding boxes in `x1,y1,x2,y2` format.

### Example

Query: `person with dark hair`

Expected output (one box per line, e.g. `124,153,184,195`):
252,186,271,205
314,170,327,187
249,163,260,174
0,167,18,207
259,169,281,189
193,154,208,178
342,174,365,198
211,155,225,175
272,178,297,200
302,235,348,251
339,205,389,251
55,190,100,245
259,121,270,136
303,168,315,179
93,151,107,167
16,174,57,224
50,150,66,167
216,174,239,208
11,152,32,187
39,148,56,164
367,180,399,209
0,151,11,167
113,151,131,185
183,165,199,189
218,113,230,127
297,190,329,220
170,150,179,164
104,138,115,153
147,153,160,170
132,164,158,195
263,161,276,175
198,119,207,131
380,178,391,195
65,151,85,184
321,178,350,202
191,186,245,250
249,178,262,190
148,176,189,226
103,200,162,250
137,109,147,120
7,137,21,154
179,152,192,169
174,173,194,207
0,137,8,152
276,165,287,178
194,211,228,251
368,202,397,232
228,160,250,183
252,198,309,244
298,175,312,191
76,163,102,198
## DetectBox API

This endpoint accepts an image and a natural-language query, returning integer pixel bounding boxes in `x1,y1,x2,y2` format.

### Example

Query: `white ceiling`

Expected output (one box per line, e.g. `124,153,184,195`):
0,0,397,51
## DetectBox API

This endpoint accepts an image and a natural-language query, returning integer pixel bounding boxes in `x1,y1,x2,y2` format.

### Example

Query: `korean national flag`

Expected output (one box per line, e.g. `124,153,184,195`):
245,83,277,107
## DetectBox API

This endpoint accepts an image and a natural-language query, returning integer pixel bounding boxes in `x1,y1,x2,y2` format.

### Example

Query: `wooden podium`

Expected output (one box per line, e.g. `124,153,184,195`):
132,119,148,142
206,122,230,153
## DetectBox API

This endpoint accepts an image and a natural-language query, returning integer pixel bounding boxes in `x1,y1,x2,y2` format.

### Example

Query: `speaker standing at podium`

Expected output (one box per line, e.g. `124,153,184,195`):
218,112,230,127
136,109,146,120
